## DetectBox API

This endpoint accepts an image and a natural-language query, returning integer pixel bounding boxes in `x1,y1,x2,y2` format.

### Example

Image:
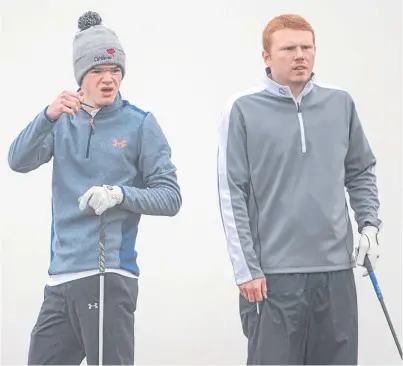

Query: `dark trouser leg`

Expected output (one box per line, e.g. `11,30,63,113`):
27,285,85,365
305,269,358,365
240,273,311,365
64,273,139,365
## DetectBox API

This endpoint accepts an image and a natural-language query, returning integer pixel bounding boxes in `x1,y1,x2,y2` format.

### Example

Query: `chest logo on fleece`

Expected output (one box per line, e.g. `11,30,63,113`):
113,138,127,148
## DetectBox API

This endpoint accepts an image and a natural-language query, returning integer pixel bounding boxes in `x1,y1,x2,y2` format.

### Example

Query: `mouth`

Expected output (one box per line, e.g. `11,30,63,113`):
293,65,307,71
100,87,114,94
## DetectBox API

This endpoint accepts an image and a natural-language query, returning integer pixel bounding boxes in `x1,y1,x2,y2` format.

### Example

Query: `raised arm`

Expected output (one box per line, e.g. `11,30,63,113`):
8,107,55,173
8,90,83,173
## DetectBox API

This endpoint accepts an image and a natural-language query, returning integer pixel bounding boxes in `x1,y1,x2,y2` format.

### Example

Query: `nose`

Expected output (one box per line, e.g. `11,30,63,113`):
294,47,305,60
103,78,112,84
101,71,114,82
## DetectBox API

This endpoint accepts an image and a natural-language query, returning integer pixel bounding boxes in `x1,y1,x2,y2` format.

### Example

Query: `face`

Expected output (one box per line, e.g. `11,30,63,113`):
81,64,122,108
262,28,315,88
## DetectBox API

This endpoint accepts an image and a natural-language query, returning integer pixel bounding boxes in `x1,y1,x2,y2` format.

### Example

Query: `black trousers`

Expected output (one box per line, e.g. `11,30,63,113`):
28,273,138,365
240,269,358,365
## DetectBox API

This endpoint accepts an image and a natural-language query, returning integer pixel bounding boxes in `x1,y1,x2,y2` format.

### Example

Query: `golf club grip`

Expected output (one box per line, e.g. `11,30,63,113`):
363,256,383,300
99,214,106,274
363,255,374,272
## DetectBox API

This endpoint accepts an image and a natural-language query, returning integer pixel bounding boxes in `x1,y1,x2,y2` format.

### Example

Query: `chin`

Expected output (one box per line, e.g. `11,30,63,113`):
102,98,115,105
98,95,117,106
292,75,310,84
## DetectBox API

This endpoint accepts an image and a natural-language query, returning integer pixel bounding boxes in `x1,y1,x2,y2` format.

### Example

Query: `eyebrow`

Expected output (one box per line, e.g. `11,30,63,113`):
281,44,313,48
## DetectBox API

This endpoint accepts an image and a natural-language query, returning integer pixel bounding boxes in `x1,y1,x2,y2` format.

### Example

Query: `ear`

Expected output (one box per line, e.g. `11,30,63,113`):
262,50,272,67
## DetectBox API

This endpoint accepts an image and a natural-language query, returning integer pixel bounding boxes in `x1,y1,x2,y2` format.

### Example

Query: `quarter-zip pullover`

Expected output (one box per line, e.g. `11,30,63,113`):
8,92,182,277
217,73,381,285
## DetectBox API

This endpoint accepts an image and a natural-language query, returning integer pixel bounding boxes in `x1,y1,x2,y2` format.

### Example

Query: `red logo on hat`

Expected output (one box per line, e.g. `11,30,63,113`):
106,48,115,55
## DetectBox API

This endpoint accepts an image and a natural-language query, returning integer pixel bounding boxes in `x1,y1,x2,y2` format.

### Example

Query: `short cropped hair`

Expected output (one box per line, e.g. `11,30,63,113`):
262,14,315,52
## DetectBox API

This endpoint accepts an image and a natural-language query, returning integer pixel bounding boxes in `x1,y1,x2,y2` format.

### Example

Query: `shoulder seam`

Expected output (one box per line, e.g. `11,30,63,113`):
122,100,149,121
313,81,349,93
222,83,267,120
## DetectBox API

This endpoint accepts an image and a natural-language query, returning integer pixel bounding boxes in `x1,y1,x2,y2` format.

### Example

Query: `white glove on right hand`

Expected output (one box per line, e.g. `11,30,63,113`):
78,185,123,215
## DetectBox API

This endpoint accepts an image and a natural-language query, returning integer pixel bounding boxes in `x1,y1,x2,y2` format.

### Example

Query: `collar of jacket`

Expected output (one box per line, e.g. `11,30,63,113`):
263,66,315,100
77,88,124,115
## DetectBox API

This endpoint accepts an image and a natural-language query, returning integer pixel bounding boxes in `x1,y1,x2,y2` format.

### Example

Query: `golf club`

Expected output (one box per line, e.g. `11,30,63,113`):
98,214,106,365
363,255,402,360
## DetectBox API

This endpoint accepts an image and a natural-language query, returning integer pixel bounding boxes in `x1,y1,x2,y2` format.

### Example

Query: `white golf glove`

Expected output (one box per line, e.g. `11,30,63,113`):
78,185,123,215
355,225,380,276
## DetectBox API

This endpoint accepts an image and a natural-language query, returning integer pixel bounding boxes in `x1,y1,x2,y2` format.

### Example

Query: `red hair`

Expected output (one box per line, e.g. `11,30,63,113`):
262,14,315,51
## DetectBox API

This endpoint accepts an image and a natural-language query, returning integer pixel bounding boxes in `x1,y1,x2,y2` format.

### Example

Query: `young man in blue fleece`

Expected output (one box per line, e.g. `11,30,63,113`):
8,11,181,365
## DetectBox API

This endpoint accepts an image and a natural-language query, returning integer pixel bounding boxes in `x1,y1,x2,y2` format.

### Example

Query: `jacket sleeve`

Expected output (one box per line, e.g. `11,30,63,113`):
344,96,382,233
217,99,264,285
118,112,182,217
8,107,55,173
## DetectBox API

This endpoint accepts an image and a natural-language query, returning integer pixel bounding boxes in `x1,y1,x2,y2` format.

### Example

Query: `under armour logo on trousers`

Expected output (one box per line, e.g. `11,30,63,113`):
88,303,98,309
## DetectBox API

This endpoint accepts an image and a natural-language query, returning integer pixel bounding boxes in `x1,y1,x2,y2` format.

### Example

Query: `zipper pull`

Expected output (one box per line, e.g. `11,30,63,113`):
89,118,95,133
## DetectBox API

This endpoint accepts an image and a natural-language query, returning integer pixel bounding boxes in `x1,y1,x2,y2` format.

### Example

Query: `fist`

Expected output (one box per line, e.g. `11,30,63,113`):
355,225,380,276
78,185,123,216
46,90,84,120
239,277,267,302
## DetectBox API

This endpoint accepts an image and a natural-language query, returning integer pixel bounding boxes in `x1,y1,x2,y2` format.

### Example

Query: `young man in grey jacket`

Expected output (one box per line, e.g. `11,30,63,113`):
8,11,181,365
217,14,381,365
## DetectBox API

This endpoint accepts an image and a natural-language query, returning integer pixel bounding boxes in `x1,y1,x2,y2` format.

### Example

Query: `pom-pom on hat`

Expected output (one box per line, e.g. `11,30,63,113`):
72,11,126,85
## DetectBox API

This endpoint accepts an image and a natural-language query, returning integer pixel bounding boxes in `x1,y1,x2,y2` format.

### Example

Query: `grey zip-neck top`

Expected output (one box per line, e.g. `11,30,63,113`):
217,72,381,285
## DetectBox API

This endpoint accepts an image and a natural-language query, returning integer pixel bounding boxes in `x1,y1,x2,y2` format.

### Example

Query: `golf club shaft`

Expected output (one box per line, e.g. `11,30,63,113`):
378,297,402,358
364,256,402,359
99,275,105,365
99,214,106,365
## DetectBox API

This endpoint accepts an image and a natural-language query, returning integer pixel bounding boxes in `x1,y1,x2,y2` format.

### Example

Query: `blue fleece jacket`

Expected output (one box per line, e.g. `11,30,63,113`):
8,92,182,276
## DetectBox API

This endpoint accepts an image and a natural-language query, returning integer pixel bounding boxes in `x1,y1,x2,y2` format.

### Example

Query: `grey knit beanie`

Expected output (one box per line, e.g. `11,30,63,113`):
73,11,126,85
